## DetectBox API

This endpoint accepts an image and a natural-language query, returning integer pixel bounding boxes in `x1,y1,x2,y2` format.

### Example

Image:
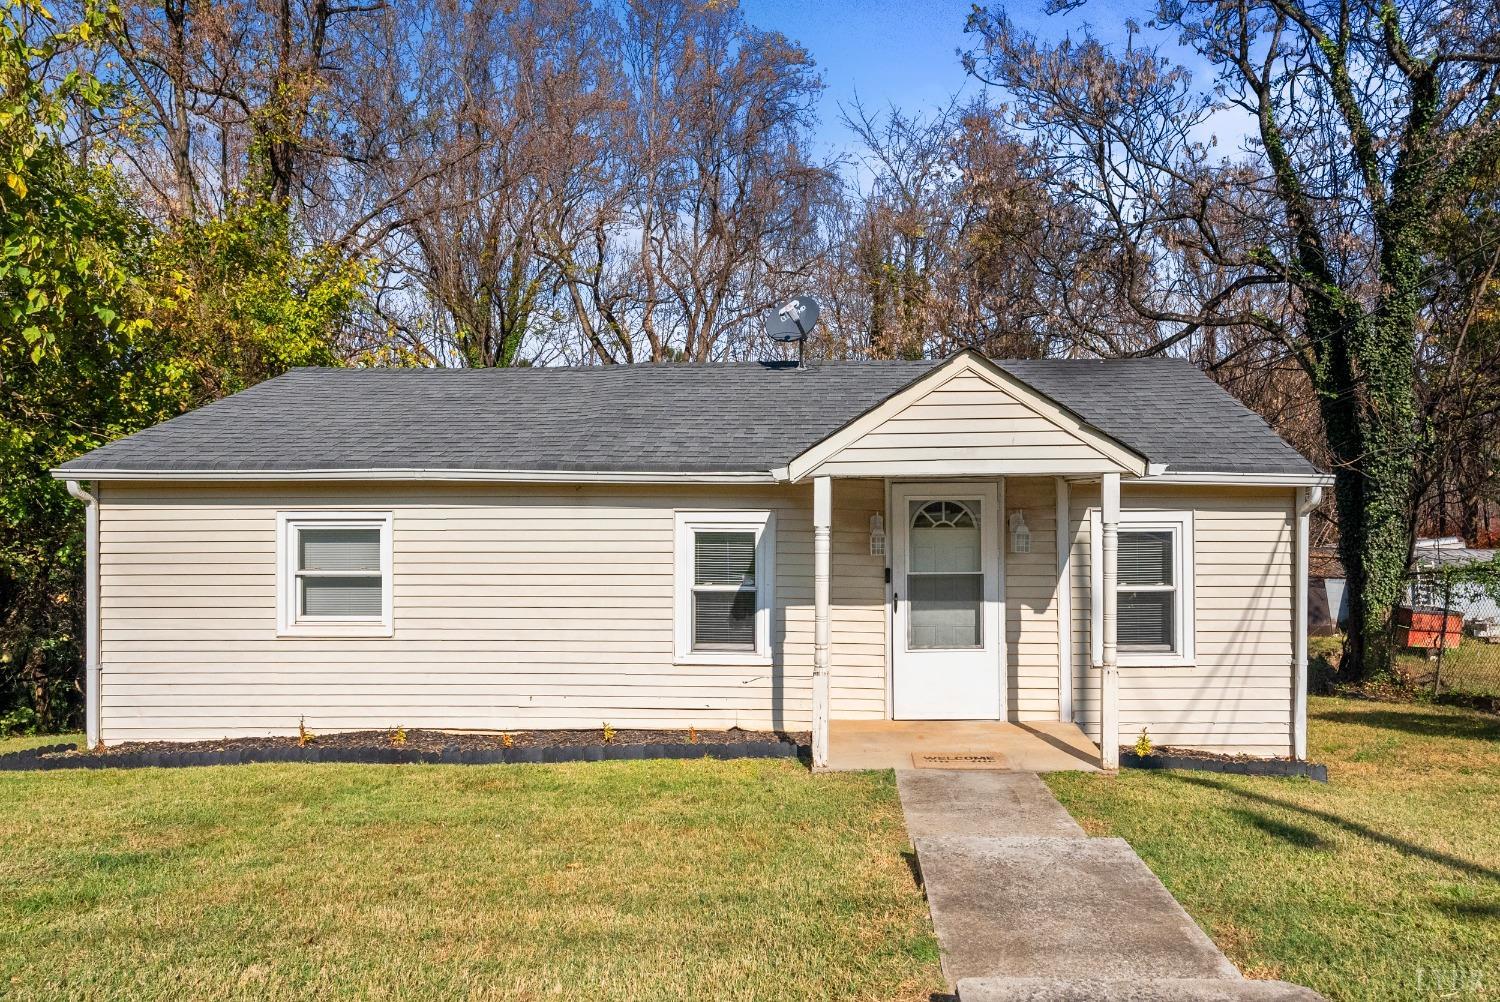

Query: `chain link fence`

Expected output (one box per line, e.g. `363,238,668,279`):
1393,558,1500,699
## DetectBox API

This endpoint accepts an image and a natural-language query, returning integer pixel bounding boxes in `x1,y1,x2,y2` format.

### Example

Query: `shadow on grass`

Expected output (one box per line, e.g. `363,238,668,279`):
1432,898,1500,919
1230,808,1331,850
1174,774,1500,882
1314,708,1500,741
901,849,924,890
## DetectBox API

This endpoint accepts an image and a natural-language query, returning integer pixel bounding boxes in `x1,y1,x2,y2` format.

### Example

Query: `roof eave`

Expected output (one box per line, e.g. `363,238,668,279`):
1137,469,1334,487
50,467,780,485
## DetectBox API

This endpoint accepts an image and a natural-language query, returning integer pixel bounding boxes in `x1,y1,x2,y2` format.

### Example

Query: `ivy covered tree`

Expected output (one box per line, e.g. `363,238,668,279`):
966,0,1500,678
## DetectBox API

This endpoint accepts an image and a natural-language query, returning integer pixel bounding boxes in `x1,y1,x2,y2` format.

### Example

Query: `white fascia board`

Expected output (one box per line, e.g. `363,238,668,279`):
1139,470,1335,487
785,350,1149,482
49,467,779,485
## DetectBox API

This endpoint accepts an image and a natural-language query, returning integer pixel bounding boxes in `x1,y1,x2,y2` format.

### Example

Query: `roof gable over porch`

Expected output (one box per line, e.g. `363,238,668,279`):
782,352,1149,481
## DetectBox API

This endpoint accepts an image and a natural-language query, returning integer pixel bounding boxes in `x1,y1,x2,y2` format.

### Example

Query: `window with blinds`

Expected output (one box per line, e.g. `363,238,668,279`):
1118,529,1176,652
298,527,384,618
692,530,757,651
674,511,773,661
279,513,392,635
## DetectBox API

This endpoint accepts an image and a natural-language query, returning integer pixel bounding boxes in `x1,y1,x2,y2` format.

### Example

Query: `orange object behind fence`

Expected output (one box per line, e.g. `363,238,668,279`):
1395,606,1464,649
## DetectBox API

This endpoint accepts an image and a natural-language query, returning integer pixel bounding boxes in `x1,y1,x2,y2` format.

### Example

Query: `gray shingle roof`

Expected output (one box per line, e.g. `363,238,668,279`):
54,357,1319,478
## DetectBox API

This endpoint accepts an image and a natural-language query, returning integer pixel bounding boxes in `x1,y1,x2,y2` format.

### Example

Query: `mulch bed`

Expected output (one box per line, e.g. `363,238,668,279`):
0,728,809,771
66,727,808,757
1118,744,1328,782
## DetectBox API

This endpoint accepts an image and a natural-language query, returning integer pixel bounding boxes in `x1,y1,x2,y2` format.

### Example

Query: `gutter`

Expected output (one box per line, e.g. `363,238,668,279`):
65,480,100,749
50,468,780,485
1292,484,1325,760
1140,470,1335,488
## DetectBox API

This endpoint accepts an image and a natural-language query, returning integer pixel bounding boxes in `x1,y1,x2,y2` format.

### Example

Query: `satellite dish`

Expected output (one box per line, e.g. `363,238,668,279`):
764,295,820,343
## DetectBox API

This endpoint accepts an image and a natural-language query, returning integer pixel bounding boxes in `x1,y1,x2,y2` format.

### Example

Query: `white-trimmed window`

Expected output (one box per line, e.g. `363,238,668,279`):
277,512,393,637
674,511,775,664
1091,510,1194,666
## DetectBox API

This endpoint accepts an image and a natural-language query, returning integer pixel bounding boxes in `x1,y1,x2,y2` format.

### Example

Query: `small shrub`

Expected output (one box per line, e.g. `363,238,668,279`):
601,722,616,744
390,726,407,747
500,733,514,749
1134,727,1153,758
298,717,315,748
0,706,39,738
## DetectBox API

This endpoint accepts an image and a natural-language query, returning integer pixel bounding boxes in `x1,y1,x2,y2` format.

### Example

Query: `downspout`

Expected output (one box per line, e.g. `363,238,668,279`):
812,475,832,770
1100,473,1120,770
66,480,101,748
1055,477,1073,724
1292,485,1323,761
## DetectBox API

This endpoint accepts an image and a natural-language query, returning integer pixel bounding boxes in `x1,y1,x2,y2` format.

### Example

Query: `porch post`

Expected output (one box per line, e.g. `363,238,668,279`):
1100,472,1120,769
812,475,832,770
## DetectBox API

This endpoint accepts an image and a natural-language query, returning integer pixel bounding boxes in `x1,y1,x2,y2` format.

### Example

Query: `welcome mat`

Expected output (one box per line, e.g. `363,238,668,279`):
911,752,1010,770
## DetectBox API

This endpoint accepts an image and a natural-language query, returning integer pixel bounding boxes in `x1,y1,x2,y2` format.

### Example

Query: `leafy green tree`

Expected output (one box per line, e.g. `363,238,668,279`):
0,0,167,726
147,198,370,404
1,0,368,728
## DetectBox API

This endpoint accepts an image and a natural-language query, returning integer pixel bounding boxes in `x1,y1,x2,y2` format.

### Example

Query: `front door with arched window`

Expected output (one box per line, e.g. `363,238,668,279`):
890,483,1003,719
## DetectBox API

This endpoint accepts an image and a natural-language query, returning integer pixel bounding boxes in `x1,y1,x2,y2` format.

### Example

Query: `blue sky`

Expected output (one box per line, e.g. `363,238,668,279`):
736,0,1228,161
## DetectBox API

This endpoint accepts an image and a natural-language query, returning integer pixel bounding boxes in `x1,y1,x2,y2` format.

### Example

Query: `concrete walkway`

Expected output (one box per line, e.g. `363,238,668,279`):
898,770,1325,1001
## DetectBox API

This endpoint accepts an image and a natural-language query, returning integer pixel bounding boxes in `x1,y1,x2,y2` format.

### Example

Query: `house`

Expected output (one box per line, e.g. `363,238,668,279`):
54,351,1330,768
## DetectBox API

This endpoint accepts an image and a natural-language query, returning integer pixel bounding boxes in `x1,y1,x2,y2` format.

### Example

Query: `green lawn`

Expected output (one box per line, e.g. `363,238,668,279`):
1396,640,1500,698
1311,632,1500,699
1047,696,1500,1001
0,731,82,753
0,756,940,1001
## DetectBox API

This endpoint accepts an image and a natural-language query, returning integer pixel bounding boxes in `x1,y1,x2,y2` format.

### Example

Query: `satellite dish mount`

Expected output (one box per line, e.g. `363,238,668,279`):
763,295,821,368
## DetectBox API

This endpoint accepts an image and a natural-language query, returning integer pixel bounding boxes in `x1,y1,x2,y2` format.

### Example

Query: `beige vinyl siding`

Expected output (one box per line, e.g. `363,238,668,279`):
812,372,1123,476
97,479,887,743
1067,484,1296,755
1003,477,1061,720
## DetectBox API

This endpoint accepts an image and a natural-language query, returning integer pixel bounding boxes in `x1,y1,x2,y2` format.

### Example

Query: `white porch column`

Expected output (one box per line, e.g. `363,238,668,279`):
1100,472,1120,769
812,475,832,770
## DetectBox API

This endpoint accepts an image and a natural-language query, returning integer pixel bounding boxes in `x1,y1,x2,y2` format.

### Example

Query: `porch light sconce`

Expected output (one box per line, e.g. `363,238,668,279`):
1009,511,1031,554
869,512,886,557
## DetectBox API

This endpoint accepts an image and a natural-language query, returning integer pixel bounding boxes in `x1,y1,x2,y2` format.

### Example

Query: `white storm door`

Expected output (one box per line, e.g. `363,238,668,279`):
891,483,1003,720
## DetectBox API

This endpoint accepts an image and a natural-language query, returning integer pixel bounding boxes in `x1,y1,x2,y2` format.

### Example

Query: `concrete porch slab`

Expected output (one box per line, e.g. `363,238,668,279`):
897,770,1087,839
914,835,1242,984
826,719,1101,772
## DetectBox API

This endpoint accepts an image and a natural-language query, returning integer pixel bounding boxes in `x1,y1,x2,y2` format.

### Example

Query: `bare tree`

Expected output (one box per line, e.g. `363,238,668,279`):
967,1,1500,677
611,0,836,363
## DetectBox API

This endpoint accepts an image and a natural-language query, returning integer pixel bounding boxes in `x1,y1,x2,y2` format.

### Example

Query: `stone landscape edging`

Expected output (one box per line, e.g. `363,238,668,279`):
0,740,802,771
1120,751,1328,782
